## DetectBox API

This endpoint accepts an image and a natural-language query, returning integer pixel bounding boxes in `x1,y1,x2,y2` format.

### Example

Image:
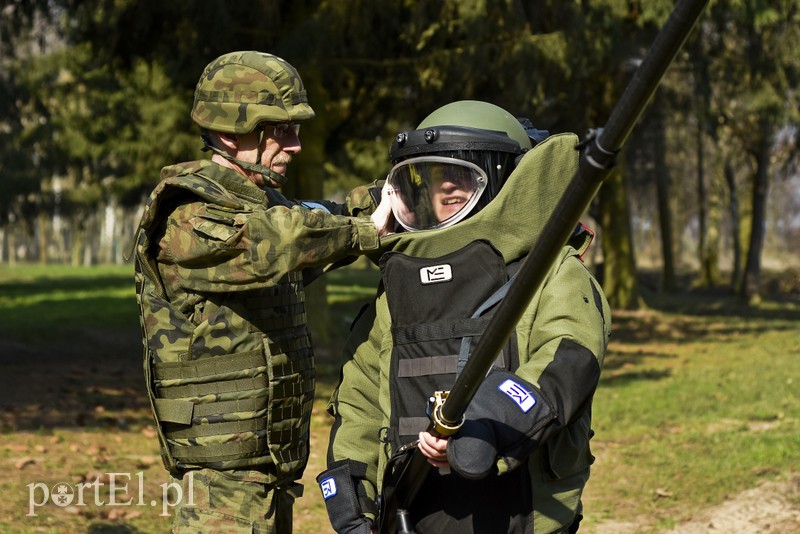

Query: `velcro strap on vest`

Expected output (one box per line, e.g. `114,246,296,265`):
167,417,268,439
157,375,267,399
192,396,269,418
154,387,270,426
171,437,269,462
397,354,457,378
154,398,195,424
153,350,265,381
392,316,490,345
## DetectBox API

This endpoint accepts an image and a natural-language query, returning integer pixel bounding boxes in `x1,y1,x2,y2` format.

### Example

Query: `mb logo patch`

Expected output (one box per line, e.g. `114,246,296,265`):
419,263,453,285
320,477,337,500
498,379,536,413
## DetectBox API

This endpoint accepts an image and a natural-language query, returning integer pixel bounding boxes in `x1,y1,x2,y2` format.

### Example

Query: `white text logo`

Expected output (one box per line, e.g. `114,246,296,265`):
419,264,452,284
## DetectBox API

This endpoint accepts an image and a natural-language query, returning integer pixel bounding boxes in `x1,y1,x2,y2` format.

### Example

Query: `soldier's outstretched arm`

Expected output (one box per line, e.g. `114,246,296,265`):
155,198,382,292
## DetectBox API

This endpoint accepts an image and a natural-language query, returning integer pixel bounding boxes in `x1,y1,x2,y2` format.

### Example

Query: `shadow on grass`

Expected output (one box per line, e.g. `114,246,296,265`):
0,273,138,341
3,265,798,430
88,523,142,533
597,270,800,388
0,325,153,432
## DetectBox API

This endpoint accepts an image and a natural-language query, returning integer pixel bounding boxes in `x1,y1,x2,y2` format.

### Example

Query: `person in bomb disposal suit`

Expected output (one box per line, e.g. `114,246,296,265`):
318,100,611,533
133,51,392,533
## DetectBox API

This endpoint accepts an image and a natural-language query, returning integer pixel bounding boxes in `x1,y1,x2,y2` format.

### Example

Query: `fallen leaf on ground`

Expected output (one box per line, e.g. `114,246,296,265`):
15,457,36,469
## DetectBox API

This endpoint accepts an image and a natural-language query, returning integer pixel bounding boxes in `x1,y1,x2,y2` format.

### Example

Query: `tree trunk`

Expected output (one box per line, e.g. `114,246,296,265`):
695,110,708,286
653,102,676,292
724,162,743,289
7,227,15,266
37,210,49,265
739,124,772,303
691,30,720,288
70,214,86,267
703,162,723,287
600,165,642,310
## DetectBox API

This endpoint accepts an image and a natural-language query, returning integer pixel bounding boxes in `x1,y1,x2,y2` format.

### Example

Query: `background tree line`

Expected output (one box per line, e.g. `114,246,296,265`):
1,0,798,310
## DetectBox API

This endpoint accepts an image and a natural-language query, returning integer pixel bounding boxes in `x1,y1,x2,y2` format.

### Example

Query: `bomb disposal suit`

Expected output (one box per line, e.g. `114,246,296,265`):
318,101,611,533
134,51,381,532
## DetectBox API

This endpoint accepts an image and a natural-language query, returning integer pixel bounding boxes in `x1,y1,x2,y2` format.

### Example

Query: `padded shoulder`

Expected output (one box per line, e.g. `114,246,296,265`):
378,133,580,261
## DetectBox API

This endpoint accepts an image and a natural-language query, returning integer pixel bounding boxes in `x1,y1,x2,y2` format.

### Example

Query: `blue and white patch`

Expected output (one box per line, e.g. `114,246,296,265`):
498,379,536,413
319,477,338,500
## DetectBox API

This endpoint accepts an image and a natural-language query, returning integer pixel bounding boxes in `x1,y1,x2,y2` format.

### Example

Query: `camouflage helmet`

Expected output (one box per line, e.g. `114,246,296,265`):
191,51,315,134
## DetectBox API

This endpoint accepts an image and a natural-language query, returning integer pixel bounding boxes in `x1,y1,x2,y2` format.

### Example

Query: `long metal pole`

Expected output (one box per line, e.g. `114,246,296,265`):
382,1,709,531
441,0,708,428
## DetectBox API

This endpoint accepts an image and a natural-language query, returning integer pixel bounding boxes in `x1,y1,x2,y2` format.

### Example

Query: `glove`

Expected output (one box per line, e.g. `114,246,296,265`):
447,370,556,479
317,460,374,534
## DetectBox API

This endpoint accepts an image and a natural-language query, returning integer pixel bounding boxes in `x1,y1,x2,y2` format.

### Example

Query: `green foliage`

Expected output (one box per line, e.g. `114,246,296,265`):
1,0,798,307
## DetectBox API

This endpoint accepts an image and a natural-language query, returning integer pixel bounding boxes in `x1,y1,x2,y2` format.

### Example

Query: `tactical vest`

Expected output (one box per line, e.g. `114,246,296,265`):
380,240,520,451
134,166,314,482
380,239,536,532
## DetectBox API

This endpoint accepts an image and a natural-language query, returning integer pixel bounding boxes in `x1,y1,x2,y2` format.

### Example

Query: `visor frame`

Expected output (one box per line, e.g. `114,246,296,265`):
386,155,489,232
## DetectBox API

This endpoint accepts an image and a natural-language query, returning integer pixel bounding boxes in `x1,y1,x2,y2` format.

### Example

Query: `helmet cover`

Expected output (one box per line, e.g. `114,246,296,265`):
191,51,315,134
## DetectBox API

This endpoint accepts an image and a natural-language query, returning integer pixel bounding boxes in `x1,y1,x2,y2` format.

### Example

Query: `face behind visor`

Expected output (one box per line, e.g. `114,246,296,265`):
388,100,532,232
386,156,489,231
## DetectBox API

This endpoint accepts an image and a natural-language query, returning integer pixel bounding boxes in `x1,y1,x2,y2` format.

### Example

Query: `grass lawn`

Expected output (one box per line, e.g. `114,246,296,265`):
0,263,797,533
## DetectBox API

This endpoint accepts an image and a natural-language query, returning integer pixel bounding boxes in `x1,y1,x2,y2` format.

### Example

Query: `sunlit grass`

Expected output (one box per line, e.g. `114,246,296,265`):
583,300,800,532
1,264,798,533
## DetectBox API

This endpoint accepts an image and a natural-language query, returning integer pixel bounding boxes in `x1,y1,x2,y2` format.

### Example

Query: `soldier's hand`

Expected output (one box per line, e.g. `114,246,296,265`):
417,431,449,469
370,181,395,236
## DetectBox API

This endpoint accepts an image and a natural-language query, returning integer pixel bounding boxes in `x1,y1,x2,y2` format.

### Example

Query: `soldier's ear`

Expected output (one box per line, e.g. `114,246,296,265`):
215,131,239,150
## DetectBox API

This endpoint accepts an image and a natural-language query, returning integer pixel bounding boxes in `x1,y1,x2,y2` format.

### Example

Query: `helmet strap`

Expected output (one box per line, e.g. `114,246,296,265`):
200,132,288,188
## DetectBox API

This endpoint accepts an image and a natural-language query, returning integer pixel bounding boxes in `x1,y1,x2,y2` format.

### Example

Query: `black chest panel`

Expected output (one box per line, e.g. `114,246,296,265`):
380,240,519,450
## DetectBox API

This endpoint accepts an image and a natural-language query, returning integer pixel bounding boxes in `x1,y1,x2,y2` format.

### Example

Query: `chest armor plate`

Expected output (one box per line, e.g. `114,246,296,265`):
380,240,519,450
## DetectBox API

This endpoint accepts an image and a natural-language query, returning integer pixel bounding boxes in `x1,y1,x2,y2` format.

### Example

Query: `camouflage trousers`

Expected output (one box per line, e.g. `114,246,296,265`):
171,468,298,534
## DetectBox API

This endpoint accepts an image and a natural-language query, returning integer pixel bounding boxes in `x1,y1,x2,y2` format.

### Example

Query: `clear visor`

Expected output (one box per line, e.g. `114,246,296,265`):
386,156,488,231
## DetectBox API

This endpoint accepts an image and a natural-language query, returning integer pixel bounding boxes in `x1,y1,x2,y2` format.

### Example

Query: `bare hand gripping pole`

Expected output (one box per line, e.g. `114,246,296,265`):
380,1,709,531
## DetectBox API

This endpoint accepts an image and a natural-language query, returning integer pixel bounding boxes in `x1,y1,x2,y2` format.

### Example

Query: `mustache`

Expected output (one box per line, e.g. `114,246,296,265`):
272,155,292,166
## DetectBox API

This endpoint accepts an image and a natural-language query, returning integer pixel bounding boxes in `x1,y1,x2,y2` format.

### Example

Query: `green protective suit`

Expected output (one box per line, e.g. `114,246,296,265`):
326,134,612,533
134,158,379,531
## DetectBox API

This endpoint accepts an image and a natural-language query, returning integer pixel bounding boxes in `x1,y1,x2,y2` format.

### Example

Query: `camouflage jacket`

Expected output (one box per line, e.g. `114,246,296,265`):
135,159,379,483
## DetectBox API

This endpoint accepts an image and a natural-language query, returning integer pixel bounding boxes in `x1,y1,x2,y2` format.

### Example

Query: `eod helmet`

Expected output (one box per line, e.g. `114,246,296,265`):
191,51,315,187
387,100,540,231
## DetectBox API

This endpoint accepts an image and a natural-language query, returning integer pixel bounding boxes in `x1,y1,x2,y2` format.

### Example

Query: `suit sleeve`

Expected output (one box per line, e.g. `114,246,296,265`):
325,299,388,520
515,252,611,438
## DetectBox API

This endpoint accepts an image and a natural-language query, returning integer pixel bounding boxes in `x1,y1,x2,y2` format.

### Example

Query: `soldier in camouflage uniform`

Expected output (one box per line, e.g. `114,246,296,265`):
134,51,392,533
318,101,611,533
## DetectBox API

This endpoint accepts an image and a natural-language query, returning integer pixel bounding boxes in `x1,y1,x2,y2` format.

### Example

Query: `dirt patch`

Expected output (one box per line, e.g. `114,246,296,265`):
589,474,800,533
663,474,800,533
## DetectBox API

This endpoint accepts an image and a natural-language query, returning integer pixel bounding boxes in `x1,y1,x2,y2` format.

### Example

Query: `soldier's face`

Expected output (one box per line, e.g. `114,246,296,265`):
428,169,473,222
236,126,302,188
